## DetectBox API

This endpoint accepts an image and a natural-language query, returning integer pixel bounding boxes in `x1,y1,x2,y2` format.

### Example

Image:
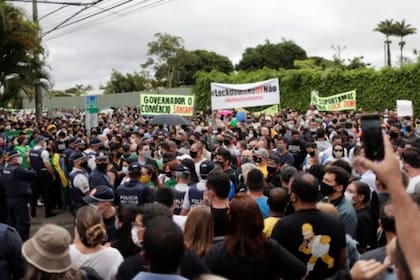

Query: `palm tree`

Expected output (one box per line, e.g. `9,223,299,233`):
374,19,395,67
392,20,417,66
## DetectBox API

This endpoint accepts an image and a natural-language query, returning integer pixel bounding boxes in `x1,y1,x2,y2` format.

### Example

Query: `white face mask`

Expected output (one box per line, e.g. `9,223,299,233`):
131,226,142,247
16,157,23,165
344,191,354,201
122,166,129,175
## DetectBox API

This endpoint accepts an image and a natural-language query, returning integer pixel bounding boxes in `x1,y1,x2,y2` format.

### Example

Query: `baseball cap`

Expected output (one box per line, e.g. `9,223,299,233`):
222,130,234,139
90,138,102,146
199,160,216,176
82,185,114,204
36,136,47,143
254,148,269,158
174,164,190,177
128,161,142,174
8,150,21,159
95,151,109,161
70,152,88,163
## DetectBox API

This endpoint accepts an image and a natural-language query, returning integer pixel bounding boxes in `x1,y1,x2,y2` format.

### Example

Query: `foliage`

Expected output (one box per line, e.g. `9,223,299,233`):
142,32,184,88
64,84,93,95
236,39,307,71
193,64,420,116
102,69,151,94
374,19,395,67
0,2,50,107
392,19,417,66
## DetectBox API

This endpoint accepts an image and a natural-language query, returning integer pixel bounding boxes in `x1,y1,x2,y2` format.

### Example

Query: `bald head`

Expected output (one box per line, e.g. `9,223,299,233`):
267,187,288,214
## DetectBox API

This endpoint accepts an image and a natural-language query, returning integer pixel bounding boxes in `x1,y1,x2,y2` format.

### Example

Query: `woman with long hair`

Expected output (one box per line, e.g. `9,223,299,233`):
141,164,160,189
205,193,306,280
184,206,214,258
111,204,142,258
70,205,124,280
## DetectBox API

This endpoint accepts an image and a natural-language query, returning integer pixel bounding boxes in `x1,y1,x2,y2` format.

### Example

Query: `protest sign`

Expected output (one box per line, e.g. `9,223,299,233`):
140,94,195,116
310,90,356,111
396,100,413,117
210,78,280,110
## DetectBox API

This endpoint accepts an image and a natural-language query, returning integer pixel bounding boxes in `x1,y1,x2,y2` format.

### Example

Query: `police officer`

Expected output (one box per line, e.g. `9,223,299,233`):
0,222,25,279
68,152,90,213
172,164,190,215
2,151,36,241
89,151,113,189
114,162,154,206
28,136,56,218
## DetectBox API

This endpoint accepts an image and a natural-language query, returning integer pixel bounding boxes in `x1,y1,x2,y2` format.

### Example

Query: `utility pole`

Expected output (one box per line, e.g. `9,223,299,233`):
331,45,346,61
32,0,43,122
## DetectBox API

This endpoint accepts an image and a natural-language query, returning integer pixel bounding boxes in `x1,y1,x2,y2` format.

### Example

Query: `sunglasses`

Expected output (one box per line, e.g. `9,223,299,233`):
334,149,343,152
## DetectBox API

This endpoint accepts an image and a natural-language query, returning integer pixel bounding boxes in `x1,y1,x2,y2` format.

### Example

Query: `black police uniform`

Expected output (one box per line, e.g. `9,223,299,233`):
2,163,36,241
89,169,113,189
28,148,55,217
114,180,154,206
187,186,204,208
69,169,89,212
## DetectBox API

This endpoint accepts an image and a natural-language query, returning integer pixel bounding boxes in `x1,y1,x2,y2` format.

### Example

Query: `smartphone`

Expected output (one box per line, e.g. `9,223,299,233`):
361,114,384,161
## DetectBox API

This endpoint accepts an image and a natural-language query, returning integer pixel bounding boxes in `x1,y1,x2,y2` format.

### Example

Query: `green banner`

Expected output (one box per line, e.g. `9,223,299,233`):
140,93,195,116
310,90,356,111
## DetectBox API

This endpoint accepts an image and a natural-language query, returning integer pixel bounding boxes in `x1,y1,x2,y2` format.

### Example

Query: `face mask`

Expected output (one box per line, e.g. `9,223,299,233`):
320,181,336,196
344,191,354,202
16,157,23,165
96,163,107,172
175,140,182,146
287,124,294,130
189,151,198,158
122,166,129,175
80,161,88,170
223,140,231,146
241,157,250,164
389,131,399,139
165,171,172,178
188,139,194,145
142,151,151,159
131,226,142,247
333,150,343,158
253,156,261,163
308,151,316,157
267,166,277,174
140,175,150,184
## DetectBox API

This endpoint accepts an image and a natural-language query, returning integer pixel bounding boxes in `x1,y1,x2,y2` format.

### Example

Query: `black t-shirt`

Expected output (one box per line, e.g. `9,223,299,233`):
356,207,378,252
205,239,306,280
271,209,346,280
116,249,209,280
103,215,117,243
211,207,228,237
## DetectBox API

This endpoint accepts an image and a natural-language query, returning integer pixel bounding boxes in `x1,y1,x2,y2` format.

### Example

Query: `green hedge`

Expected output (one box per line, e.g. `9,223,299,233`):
193,64,420,117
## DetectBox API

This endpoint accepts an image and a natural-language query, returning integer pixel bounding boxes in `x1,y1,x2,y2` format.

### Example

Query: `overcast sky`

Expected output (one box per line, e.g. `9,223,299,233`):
16,0,420,90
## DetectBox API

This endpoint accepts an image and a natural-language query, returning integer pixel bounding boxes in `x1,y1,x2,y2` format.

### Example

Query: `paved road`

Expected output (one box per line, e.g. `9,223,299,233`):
30,208,75,237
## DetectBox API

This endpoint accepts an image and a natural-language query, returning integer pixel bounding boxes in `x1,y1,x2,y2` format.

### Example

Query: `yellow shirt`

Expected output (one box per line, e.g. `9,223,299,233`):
257,164,268,179
263,217,280,237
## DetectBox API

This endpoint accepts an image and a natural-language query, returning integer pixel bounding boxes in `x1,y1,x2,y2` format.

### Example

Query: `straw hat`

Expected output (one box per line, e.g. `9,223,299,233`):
22,224,72,273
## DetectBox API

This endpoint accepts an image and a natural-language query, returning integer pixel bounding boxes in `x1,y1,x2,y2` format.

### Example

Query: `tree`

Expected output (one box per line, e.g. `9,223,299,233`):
392,19,417,66
102,69,150,94
237,39,307,71
143,32,184,88
176,49,233,85
0,2,50,107
64,84,93,96
374,19,395,67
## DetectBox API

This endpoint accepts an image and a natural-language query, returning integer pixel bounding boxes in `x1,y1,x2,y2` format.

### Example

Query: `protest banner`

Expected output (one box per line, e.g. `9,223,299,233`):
310,90,356,111
140,93,195,116
210,78,280,110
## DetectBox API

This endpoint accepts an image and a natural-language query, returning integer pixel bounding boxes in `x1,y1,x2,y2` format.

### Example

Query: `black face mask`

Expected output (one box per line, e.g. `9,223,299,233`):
188,139,195,145
80,161,88,170
216,160,224,167
165,171,172,178
96,163,107,172
308,151,316,157
189,151,198,158
241,157,250,164
320,181,335,196
175,140,182,146
253,156,261,163
267,166,277,174
389,131,399,139
223,140,231,146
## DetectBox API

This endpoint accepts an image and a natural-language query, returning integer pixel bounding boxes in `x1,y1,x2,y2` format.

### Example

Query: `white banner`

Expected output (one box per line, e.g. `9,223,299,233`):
210,78,280,110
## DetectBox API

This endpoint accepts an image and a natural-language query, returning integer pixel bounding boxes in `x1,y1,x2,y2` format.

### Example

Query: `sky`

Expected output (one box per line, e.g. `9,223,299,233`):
15,0,420,91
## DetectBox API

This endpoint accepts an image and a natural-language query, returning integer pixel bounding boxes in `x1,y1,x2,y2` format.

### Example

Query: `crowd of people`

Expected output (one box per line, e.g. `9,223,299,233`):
0,105,420,279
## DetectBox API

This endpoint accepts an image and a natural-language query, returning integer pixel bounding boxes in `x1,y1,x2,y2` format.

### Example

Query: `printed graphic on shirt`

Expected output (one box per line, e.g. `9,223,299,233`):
298,223,335,272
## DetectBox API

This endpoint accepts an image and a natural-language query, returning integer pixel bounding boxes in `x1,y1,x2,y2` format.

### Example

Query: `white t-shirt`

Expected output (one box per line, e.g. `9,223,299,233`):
70,245,123,280
407,175,420,194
